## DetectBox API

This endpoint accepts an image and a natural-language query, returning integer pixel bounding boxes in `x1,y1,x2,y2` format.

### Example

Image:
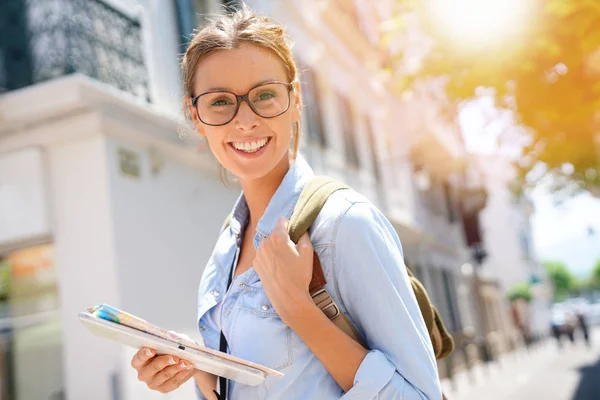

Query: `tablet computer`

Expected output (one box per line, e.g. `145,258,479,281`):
79,312,283,386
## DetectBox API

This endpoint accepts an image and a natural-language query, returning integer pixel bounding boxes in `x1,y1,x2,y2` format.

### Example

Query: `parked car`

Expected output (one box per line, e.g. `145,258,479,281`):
588,303,600,325
564,297,600,326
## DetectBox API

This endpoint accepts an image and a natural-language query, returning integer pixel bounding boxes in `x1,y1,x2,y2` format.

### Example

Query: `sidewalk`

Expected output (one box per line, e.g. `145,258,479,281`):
440,328,600,400
440,341,549,399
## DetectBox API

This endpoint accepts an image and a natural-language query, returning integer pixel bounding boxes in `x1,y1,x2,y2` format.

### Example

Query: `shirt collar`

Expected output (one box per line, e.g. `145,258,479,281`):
229,154,315,249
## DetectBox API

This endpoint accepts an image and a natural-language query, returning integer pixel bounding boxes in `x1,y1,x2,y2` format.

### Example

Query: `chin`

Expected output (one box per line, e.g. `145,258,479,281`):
233,167,271,181
228,152,289,183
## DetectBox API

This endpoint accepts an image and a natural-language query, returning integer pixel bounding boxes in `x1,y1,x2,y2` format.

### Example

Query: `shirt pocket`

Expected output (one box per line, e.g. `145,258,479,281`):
232,281,293,371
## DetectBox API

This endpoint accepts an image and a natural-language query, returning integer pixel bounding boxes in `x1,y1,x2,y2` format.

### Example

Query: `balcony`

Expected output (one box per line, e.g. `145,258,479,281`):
0,0,149,100
306,0,380,65
400,81,466,177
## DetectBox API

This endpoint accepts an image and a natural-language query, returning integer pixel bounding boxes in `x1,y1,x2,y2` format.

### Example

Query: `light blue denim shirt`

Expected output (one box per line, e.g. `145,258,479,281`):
196,155,442,400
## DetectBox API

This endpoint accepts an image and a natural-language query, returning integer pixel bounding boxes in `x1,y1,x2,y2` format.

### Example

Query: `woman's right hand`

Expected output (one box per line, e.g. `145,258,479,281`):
130,347,196,394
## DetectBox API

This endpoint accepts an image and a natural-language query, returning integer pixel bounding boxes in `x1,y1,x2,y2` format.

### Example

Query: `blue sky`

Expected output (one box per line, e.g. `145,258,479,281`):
460,99,600,278
530,191,600,278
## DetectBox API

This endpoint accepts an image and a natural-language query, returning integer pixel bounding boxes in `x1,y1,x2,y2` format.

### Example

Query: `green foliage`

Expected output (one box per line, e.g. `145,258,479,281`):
0,261,11,302
392,0,600,195
571,277,594,295
507,282,532,303
544,260,576,300
593,258,600,287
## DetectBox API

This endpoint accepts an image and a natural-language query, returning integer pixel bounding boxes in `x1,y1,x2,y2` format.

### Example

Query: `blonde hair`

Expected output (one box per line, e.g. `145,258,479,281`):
181,5,301,159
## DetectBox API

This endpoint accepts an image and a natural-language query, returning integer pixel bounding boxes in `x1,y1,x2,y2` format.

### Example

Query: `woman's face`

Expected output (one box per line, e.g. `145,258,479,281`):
189,43,301,182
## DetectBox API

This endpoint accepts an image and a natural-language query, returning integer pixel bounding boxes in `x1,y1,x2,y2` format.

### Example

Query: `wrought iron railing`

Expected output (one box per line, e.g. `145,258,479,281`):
0,0,149,100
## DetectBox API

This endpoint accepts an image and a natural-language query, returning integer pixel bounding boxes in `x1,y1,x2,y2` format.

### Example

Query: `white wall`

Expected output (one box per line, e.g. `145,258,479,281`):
104,137,239,399
0,147,51,247
106,137,238,330
478,157,530,292
48,134,123,400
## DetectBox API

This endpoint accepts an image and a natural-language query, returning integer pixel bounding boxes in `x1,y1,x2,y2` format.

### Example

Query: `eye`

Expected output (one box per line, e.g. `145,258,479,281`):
254,91,276,102
211,98,234,107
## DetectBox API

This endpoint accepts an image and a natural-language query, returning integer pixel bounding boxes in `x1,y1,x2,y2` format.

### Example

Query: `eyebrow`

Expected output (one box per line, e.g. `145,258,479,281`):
202,79,283,94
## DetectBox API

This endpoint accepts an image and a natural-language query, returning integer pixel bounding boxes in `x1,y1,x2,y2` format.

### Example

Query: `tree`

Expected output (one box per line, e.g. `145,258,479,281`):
388,0,600,196
507,282,532,303
543,261,576,301
571,277,593,295
593,258,600,288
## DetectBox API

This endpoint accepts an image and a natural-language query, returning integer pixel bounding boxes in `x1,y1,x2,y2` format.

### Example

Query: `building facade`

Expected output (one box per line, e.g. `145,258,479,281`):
1,0,482,398
476,155,552,345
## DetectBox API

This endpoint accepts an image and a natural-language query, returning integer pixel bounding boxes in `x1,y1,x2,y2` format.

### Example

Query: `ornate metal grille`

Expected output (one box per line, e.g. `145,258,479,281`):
0,0,149,100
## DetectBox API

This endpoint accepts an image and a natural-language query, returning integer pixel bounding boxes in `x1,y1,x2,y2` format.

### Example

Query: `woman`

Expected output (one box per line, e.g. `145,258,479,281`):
131,5,442,399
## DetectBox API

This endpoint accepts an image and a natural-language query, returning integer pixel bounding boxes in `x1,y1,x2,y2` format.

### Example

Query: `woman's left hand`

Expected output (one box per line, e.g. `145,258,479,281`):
253,217,314,325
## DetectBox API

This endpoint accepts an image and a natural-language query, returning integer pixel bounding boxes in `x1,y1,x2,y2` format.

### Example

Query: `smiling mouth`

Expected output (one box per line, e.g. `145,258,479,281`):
229,137,271,154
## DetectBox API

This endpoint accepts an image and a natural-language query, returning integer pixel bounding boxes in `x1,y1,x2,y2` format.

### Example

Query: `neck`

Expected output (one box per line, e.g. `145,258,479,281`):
240,154,292,231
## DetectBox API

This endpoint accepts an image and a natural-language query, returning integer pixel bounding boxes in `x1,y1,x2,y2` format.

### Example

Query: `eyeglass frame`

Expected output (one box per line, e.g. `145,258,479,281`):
190,80,296,126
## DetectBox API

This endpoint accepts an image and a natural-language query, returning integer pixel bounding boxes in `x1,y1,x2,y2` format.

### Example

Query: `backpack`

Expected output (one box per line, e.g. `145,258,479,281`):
222,176,454,360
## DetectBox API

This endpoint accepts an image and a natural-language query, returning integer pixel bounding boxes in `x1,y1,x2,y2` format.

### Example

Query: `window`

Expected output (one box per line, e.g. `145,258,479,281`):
520,230,531,260
443,180,455,223
332,0,361,29
365,116,381,183
300,69,327,148
428,268,445,314
415,166,446,217
0,48,5,91
441,270,462,332
412,264,425,283
386,135,398,187
337,93,360,168
174,0,211,52
0,244,64,399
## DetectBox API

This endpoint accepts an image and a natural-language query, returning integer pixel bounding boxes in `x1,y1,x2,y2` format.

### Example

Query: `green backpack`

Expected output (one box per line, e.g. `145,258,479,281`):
223,176,454,359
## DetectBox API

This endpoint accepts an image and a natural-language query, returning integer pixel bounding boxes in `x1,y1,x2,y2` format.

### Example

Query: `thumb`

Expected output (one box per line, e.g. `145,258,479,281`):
296,232,313,257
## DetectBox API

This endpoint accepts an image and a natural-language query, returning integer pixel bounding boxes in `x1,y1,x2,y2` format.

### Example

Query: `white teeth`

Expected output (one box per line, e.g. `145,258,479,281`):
232,138,268,153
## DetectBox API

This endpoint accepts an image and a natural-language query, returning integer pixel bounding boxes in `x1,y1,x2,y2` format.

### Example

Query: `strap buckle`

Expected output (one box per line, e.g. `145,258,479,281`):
311,288,340,319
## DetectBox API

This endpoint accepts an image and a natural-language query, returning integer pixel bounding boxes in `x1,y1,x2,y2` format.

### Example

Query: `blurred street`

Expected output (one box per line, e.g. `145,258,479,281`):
443,328,600,400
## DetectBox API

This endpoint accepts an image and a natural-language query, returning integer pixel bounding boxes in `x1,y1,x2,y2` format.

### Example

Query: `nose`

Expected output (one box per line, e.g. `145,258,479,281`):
234,100,259,132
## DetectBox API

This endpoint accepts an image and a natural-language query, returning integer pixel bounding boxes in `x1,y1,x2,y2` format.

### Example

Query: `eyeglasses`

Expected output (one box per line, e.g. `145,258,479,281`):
191,81,294,126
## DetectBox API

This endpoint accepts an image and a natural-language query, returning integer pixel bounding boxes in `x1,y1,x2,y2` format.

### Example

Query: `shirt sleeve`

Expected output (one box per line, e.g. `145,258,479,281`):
332,201,442,400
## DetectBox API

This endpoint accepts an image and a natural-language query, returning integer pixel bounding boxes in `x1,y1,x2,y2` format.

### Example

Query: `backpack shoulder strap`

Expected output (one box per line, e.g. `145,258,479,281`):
288,176,350,244
289,177,366,346
289,176,349,294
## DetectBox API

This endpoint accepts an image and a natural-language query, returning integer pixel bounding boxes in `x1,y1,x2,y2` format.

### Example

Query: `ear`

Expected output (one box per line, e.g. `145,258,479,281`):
290,81,302,124
187,97,206,137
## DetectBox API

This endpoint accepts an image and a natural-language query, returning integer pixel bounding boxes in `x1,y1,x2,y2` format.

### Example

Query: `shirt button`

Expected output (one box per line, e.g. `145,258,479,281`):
225,311,231,317
199,325,206,332
211,290,220,297
238,282,246,289
262,305,270,311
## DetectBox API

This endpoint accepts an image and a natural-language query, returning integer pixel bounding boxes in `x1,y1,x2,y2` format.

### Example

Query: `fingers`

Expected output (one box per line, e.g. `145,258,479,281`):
154,367,195,394
296,232,313,257
131,347,155,369
131,350,196,395
147,359,194,391
270,217,291,246
137,355,180,383
274,217,289,234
